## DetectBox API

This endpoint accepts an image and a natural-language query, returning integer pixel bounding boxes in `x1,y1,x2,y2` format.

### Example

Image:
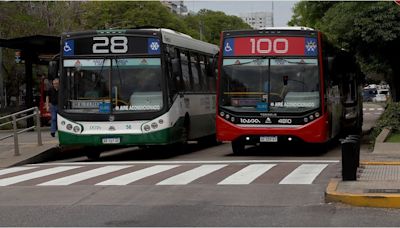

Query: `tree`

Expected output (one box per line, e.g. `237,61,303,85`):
81,1,188,32
184,9,251,44
289,2,400,101
288,1,337,28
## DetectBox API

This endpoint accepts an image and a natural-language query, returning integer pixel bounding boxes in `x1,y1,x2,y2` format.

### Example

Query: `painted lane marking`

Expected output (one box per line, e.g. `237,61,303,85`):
279,164,328,185
157,165,226,185
0,166,81,186
218,164,276,185
33,160,340,166
0,167,37,176
96,165,178,186
38,165,132,186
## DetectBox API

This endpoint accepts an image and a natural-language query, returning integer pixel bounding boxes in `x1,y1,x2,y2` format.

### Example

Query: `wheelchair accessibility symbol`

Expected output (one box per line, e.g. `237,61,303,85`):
63,40,74,56
64,42,72,52
225,42,232,52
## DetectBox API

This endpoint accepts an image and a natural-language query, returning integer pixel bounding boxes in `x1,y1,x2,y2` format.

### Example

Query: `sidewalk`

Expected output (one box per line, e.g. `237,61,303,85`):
0,128,59,168
326,106,400,208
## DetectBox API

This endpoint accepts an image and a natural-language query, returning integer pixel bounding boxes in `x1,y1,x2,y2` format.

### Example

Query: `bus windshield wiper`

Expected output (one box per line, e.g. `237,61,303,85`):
224,58,265,66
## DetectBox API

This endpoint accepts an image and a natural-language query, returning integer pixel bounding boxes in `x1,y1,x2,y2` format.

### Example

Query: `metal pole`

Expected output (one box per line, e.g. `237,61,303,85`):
0,47,4,109
12,115,20,156
271,1,274,27
35,107,42,146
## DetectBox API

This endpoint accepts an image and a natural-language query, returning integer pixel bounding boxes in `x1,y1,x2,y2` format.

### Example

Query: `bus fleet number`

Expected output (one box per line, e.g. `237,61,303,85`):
250,38,288,54
92,37,128,54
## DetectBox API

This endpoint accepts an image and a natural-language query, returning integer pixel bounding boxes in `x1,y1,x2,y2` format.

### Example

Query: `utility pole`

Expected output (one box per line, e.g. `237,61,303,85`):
199,20,204,41
271,1,274,27
0,45,4,109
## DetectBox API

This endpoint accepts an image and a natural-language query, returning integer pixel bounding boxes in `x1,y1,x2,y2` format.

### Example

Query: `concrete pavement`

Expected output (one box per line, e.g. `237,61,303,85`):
0,128,59,168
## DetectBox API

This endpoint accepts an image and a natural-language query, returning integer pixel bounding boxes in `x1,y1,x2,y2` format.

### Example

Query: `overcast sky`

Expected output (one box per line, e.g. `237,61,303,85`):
185,1,299,27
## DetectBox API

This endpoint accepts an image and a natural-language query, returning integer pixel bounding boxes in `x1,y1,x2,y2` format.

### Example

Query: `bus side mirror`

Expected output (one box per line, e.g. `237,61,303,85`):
48,60,59,80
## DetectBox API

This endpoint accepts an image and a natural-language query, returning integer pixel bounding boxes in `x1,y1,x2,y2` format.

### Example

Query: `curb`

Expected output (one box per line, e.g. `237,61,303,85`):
11,146,61,167
361,161,400,165
325,179,400,208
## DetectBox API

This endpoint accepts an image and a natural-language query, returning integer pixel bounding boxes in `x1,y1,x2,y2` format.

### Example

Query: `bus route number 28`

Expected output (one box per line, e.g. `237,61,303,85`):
92,36,128,54
250,38,288,54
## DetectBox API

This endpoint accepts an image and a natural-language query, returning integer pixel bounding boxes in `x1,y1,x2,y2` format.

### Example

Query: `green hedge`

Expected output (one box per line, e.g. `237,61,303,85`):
371,102,400,141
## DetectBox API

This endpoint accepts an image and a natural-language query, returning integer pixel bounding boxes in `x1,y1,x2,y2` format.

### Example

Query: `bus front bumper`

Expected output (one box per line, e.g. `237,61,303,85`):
216,113,329,144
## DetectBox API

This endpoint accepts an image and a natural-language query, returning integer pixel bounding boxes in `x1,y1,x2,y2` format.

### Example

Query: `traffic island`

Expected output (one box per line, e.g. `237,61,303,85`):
326,162,400,208
326,128,400,208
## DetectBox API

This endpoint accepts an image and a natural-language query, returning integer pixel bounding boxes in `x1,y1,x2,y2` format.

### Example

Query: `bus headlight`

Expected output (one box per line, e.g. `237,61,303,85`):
225,114,230,119
66,124,73,131
61,121,66,126
309,115,314,120
230,117,235,122
151,122,158,129
315,112,320,118
144,125,150,131
220,112,225,117
158,119,164,124
304,117,308,123
73,126,81,133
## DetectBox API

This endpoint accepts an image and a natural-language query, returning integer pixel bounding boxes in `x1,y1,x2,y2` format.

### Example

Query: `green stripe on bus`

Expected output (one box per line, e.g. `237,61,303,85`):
59,118,185,146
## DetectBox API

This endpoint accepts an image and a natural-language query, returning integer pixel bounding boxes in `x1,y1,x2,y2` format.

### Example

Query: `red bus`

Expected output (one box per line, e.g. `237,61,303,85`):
216,27,363,154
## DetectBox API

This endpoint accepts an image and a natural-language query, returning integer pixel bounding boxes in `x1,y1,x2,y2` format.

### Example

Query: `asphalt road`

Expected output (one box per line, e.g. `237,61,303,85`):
1,102,397,227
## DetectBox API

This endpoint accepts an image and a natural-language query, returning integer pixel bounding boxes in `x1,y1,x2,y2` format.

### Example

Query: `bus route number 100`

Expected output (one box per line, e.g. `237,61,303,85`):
250,38,288,54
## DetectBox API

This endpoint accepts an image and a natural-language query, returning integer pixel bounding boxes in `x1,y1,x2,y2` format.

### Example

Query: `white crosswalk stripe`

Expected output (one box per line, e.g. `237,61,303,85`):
157,164,226,185
0,166,37,176
279,164,328,184
0,166,81,186
96,165,178,186
218,164,276,185
0,162,336,186
38,165,132,186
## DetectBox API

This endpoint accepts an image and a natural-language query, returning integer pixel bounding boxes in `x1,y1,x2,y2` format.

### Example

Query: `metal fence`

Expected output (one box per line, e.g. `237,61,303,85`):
0,107,42,156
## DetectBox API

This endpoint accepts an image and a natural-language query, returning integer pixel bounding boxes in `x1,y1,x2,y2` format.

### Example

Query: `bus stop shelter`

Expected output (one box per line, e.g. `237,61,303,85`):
0,35,60,126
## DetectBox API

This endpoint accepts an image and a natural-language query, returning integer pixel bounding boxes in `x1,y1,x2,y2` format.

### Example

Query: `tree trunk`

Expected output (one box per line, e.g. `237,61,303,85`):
390,67,400,102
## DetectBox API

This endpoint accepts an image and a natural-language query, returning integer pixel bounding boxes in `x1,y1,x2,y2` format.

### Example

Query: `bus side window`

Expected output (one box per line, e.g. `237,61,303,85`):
199,55,208,92
167,47,180,99
180,52,191,91
205,57,216,93
190,53,201,92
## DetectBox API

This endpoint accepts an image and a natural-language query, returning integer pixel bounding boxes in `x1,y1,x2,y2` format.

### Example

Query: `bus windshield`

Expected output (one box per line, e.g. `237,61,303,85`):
220,58,320,113
62,58,162,114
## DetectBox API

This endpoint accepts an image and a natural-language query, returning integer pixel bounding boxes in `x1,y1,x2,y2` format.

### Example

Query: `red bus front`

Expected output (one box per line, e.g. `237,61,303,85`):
216,28,328,152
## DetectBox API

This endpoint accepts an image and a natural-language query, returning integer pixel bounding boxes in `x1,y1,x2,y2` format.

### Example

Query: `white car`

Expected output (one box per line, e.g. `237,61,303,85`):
372,89,390,102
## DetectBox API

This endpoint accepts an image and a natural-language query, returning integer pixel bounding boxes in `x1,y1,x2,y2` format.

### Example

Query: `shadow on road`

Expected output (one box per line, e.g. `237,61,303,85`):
226,141,339,157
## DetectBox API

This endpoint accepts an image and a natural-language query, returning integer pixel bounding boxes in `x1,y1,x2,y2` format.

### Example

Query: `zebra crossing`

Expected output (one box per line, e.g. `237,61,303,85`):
0,160,338,187
363,107,384,115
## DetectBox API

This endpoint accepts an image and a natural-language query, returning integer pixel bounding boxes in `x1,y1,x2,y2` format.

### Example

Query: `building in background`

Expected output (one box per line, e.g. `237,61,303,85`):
239,12,273,29
162,1,188,16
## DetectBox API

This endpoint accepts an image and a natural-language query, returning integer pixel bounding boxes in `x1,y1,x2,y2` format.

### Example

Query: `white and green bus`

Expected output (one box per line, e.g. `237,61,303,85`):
56,28,219,155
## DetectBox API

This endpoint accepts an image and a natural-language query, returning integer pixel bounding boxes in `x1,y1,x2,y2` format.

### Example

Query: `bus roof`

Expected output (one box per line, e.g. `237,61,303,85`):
159,28,219,55
258,26,315,31
222,27,318,37
63,28,219,56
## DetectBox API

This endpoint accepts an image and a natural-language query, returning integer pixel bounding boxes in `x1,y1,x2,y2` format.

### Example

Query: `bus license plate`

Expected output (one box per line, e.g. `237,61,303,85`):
102,138,120,144
260,136,278,143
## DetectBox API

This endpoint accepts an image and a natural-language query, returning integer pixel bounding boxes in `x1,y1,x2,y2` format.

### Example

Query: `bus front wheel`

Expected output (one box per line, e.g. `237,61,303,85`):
231,140,245,155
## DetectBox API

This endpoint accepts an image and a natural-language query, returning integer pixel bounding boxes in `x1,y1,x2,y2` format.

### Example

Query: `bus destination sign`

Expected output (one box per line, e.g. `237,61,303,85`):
223,37,318,57
63,37,161,56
